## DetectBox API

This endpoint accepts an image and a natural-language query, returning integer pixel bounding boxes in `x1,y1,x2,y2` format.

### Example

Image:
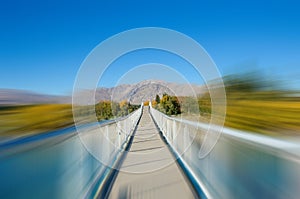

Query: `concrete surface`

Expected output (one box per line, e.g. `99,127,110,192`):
108,107,196,199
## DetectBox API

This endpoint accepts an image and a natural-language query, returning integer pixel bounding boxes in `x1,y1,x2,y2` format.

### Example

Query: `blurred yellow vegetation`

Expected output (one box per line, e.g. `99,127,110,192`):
143,101,149,106
221,74,300,136
0,104,73,137
225,92,300,136
177,73,300,136
0,100,140,138
1,74,299,138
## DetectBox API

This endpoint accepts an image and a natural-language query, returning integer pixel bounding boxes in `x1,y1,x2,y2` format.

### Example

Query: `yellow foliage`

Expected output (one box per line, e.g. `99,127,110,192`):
151,100,157,107
143,101,149,106
119,100,128,108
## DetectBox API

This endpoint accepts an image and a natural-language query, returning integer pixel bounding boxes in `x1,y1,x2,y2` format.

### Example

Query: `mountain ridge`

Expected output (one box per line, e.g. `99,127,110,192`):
0,80,206,105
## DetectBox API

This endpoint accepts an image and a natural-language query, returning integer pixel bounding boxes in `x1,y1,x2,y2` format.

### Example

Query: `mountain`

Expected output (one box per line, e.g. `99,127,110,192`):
0,89,71,105
0,80,206,105
93,80,206,104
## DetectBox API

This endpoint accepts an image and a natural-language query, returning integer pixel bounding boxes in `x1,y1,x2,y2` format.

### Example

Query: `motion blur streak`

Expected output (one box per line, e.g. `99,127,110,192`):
0,73,300,198
222,73,300,136
0,107,142,199
0,126,103,198
151,107,300,199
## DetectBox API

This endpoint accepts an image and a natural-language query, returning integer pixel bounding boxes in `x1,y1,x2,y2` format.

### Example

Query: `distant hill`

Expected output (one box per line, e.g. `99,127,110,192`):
0,80,206,105
94,80,206,104
0,89,71,105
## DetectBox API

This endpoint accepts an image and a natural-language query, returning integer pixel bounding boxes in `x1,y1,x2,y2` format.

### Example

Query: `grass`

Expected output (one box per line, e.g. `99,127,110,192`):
224,94,300,136
177,91,300,137
0,104,74,137
0,102,138,138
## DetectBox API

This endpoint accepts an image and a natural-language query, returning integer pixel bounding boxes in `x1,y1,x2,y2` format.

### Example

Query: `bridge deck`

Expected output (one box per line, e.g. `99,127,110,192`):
108,107,196,199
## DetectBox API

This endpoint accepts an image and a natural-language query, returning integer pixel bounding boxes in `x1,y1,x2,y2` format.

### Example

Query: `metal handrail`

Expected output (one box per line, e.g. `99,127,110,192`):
150,106,300,199
0,106,143,199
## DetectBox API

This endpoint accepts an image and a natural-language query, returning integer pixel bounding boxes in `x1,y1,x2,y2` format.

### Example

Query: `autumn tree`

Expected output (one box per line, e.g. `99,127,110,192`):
95,101,113,120
151,99,157,107
158,93,181,115
95,100,139,121
143,101,150,106
111,102,120,117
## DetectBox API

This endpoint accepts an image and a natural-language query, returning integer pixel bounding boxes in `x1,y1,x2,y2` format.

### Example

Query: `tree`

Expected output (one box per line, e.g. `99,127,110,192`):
95,101,113,120
111,102,120,117
144,101,150,106
119,100,129,116
151,100,157,107
95,100,139,121
155,94,160,104
128,102,139,113
158,93,181,115
170,96,181,115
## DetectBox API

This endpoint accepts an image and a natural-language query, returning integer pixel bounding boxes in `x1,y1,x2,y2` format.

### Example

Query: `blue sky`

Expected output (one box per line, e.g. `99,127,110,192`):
0,0,299,95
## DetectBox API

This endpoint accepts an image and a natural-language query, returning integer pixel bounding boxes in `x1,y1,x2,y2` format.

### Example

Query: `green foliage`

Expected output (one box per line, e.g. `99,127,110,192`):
95,100,139,121
112,102,120,117
155,94,160,104
155,93,181,116
95,101,113,120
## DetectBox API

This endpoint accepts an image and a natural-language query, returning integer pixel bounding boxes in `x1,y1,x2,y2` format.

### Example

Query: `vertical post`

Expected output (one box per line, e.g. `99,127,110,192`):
183,124,191,160
172,120,177,146
124,120,128,138
166,120,169,140
118,131,121,149
116,122,121,149
102,126,109,163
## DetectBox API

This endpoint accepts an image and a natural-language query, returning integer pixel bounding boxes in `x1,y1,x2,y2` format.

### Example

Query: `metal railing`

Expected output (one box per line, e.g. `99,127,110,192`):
150,107,300,199
0,107,143,199
88,106,143,198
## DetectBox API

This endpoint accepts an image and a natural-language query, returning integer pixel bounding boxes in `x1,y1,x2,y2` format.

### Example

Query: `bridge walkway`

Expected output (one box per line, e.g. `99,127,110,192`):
108,107,197,199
